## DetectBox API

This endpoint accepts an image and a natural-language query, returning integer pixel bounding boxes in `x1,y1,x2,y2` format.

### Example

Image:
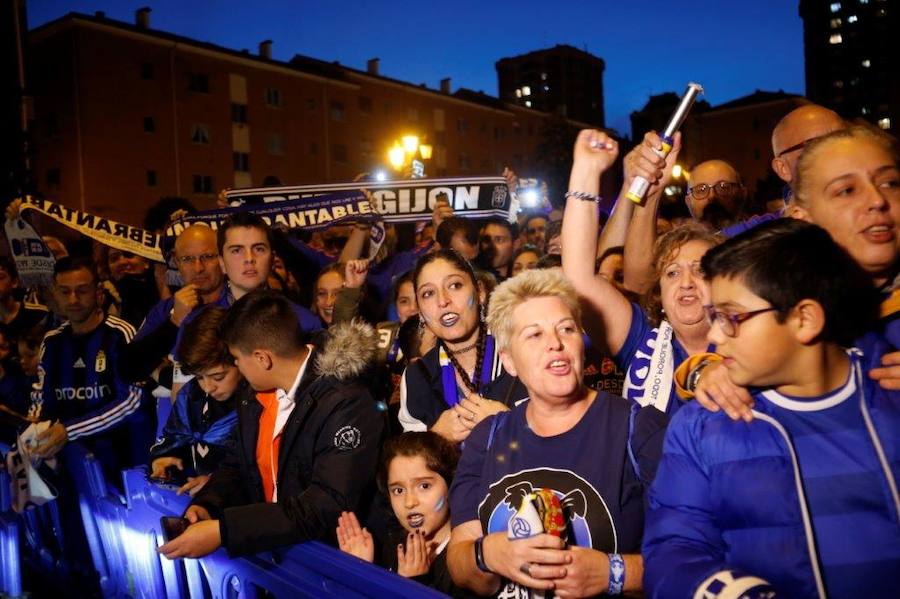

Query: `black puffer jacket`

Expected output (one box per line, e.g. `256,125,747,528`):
190,320,386,556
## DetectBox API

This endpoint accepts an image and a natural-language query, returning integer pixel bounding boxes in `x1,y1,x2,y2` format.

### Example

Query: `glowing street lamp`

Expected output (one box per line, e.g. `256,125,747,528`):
387,134,431,177
401,135,420,153
388,143,406,170
418,143,433,160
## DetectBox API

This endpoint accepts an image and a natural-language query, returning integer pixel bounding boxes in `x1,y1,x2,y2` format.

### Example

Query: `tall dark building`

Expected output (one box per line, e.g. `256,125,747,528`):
496,44,605,127
1,0,30,205
799,0,898,132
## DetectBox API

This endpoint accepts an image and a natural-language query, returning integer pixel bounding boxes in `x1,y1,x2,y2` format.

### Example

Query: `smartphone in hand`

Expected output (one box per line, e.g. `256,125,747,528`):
160,516,190,542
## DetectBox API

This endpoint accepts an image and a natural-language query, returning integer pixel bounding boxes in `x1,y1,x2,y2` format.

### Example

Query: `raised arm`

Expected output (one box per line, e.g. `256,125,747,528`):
562,130,635,356
623,131,681,294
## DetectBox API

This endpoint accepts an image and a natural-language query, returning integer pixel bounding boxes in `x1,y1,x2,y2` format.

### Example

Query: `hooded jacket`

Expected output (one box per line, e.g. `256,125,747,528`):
190,320,385,556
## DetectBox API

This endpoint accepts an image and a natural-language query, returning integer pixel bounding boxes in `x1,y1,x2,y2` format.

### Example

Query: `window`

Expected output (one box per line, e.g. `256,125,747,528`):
830,2,841,12
494,127,504,140
457,118,468,132
847,14,858,22
540,72,547,80
190,124,210,144
458,153,470,170
862,58,872,67
830,18,842,27
358,96,373,113
143,116,155,133
384,102,393,116
141,62,155,80
407,107,419,121
522,86,532,96
862,106,871,115
147,170,157,186
332,144,348,163
879,117,892,130
436,131,446,145
309,141,318,155
192,175,213,194
307,98,317,111
833,79,845,88
267,133,285,156
188,73,209,93
46,168,60,186
233,152,250,172
515,88,522,98
231,103,248,124
525,100,532,107
829,33,843,44
330,101,344,121
264,88,282,108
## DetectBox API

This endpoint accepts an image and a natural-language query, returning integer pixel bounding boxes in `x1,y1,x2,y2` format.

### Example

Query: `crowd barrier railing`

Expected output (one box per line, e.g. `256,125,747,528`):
1,466,23,598
6,440,448,598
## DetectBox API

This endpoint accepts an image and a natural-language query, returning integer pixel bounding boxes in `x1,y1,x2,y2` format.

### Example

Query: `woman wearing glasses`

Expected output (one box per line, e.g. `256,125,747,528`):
562,129,722,484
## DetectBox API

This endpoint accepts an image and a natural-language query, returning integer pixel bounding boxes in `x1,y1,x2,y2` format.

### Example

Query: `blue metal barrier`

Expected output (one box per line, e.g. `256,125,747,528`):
118,467,448,598
7,444,449,597
1,468,23,598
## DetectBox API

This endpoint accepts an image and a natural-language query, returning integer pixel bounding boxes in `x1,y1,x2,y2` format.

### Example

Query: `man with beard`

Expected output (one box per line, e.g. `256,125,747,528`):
477,218,516,281
684,159,746,229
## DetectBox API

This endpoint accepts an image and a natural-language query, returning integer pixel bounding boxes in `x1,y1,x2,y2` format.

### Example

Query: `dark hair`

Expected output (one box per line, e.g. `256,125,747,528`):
535,253,562,269
481,217,517,239
512,244,543,264
144,196,196,232
177,307,232,374
377,431,460,494
436,217,478,249
412,249,488,393
53,256,99,284
392,270,415,304
701,219,879,346
0,256,18,279
222,289,305,355
597,246,624,266
544,220,563,249
19,323,48,352
397,314,424,360
216,212,273,254
523,212,549,228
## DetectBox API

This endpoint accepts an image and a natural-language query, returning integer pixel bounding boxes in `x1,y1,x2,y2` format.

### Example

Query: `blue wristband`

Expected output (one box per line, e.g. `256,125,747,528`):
608,553,625,595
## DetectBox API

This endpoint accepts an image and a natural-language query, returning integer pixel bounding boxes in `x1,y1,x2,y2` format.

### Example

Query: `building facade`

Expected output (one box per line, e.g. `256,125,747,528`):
496,44,605,127
799,0,897,132
27,11,611,226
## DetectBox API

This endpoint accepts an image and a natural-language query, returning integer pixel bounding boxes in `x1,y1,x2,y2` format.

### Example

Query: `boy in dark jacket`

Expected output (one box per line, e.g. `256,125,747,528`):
158,290,384,559
643,220,900,598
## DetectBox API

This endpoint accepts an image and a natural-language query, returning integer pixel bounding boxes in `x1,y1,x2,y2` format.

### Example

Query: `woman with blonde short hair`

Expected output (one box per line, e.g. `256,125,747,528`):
446,268,644,598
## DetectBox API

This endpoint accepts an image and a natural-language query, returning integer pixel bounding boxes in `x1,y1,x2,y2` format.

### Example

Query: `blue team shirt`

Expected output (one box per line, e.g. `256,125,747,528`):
450,392,645,555
615,302,712,416
758,369,900,598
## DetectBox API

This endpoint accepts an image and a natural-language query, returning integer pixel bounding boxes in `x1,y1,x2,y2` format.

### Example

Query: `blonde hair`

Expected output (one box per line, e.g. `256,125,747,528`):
640,222,723,327
487,268,581,350
794,125,900,208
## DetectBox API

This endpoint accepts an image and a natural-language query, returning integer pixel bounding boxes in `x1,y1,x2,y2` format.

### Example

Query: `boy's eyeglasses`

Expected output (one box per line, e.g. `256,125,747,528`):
687,181,742,200
703,305,778,337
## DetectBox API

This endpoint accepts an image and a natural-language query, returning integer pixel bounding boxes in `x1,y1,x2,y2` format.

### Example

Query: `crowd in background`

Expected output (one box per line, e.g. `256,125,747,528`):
1,100,899,598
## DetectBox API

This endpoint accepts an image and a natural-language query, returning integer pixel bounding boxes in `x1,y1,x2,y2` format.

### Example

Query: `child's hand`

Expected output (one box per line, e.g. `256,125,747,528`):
431,407,472,443
336,511,375,563
397,530,435,578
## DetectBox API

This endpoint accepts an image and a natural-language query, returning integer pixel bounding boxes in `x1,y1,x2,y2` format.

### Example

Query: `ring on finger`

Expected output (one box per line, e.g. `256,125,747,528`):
519,562,532,577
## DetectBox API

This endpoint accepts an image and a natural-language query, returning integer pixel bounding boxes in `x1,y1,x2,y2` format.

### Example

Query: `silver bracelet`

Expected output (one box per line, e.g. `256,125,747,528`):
565,190,602,203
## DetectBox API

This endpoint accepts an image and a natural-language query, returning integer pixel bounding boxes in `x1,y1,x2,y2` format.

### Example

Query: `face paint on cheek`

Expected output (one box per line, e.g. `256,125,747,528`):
467,296,475,308
434,495,446,513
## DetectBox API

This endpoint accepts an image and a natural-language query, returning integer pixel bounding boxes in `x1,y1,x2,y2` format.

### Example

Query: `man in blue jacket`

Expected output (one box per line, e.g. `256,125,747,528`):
643,220,900,599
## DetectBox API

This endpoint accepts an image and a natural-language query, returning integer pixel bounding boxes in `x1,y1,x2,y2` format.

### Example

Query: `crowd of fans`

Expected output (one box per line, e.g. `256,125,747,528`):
1,100,899,598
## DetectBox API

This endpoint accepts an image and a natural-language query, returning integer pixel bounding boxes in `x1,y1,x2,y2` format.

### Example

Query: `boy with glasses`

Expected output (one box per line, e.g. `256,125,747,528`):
643,219,900,598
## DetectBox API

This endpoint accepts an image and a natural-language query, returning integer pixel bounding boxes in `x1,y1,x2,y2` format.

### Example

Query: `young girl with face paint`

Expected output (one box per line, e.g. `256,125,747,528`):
336,432,466,594
398,250,525,443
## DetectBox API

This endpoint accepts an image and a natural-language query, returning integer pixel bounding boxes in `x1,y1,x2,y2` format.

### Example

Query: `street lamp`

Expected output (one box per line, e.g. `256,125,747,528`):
387,134,432,178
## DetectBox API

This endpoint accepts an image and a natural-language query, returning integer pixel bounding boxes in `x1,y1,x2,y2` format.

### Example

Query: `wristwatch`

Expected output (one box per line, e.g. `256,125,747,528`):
686,358,712,394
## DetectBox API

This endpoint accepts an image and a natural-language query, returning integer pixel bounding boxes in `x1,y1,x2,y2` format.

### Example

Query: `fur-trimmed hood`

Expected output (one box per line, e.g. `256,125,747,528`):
313,319,378,380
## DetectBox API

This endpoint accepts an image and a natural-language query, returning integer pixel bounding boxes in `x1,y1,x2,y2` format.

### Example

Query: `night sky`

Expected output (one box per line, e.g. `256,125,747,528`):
28,0,806,137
